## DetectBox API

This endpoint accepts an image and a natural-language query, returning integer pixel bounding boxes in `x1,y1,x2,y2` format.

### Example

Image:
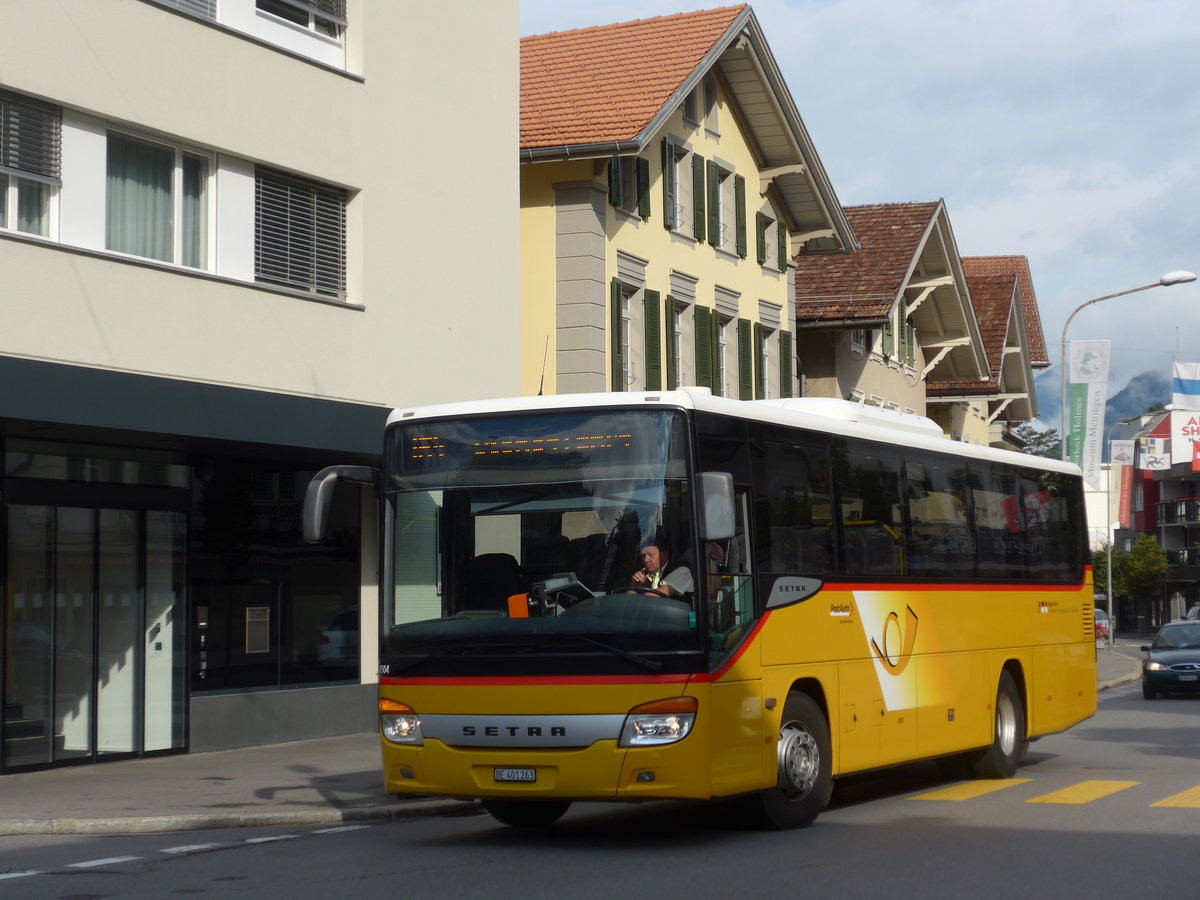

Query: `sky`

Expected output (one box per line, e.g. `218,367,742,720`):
519,0,1200,431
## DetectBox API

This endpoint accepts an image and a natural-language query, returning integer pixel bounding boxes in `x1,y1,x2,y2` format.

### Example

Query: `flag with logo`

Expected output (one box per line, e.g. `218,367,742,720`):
1066,340,1110,489
1137,436,1170,471
1172,362,1200,411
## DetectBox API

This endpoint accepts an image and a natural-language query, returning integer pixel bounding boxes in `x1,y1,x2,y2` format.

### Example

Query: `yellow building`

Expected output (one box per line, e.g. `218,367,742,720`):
519,5,854,399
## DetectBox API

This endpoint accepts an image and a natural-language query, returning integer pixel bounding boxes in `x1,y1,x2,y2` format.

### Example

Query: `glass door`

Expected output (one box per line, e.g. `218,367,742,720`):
2,506,187,769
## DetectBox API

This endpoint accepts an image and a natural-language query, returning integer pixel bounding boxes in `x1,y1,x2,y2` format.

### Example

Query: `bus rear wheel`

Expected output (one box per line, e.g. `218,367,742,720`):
482,798,571,827
751,692,832,829
968,670,1025,779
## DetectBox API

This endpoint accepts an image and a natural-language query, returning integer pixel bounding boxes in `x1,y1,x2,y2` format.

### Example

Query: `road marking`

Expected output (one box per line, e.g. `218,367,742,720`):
1150,786,1200,808
1025,780,1139,804
910,778,1032,801
68,856,142,868
161,842,228,854
0,871,43,880
244,834,299,844
313,825,371,834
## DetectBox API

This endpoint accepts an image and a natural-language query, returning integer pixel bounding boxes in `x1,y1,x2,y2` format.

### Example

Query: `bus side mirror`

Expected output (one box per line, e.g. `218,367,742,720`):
302,465,377,543
701,472,736,542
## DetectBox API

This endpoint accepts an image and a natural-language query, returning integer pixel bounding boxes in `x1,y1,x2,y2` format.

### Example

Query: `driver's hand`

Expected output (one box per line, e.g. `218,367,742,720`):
631,569,648,586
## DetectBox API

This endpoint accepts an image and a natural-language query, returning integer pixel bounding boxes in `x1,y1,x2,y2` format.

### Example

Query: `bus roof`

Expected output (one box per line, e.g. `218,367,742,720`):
386,389,1080,476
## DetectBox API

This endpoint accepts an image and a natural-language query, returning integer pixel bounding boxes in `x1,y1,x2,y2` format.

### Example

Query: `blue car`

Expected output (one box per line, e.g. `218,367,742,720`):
1141,622,1200,699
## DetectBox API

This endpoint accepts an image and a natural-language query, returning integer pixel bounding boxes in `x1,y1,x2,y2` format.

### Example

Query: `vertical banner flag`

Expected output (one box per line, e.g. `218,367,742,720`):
1172,362,1200,411
1169,409,1200,468
1111,439,1135,530
1067,340,1110,490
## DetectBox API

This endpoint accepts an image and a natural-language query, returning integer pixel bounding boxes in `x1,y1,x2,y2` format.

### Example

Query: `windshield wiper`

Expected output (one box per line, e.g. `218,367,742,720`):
556,635,663,672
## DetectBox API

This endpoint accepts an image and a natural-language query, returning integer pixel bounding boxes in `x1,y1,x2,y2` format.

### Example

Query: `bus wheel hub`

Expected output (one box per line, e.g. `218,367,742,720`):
777,722,819,798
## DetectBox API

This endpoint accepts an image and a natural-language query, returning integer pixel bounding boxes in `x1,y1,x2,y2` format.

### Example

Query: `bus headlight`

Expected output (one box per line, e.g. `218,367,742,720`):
380,699,423,745
619,697,697,747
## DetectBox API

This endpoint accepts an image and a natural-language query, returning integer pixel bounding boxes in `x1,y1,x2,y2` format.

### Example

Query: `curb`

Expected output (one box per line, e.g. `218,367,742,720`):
0,799,480,837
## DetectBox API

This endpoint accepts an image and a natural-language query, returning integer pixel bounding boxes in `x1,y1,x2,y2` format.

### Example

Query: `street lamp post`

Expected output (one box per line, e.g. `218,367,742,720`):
1059,271,1197,462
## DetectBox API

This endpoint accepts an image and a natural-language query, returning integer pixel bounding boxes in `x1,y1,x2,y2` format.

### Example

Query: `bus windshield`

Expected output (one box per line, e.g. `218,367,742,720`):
381,408,704,675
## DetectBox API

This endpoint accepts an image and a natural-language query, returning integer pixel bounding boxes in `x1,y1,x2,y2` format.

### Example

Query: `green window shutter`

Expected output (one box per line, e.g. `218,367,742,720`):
608,157,621,209
777,224,788,271
661,140,676,230
753,323,765,399
665,297,679,390
706,160,720,247
637,156,651,219
738,318,753,400
903,302,916,367
711,315,723,396
644,289,662,390
734,175,747,258
882,314,895,357
694,306,712,389
779,331,794,398
756,213,767,265
692,155,706,240
611,278,624,392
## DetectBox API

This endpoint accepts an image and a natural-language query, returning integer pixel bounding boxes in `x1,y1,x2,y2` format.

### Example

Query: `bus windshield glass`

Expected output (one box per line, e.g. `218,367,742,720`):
381,408,702,675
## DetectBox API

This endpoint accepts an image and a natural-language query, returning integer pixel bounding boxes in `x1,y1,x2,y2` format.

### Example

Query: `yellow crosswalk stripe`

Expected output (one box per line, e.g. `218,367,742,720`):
1150,786,1200,808
1025,780,1139,804
910,779,1032,801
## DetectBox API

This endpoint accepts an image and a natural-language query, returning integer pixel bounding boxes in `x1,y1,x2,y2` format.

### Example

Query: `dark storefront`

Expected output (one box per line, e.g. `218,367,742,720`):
0,357,385,772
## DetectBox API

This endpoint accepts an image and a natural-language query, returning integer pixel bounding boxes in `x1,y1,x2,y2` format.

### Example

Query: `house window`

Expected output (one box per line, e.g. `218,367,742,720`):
706,161,745,257
681,89,698,124
756,211,785,269
661,139,692,234
668,299,685,389
609,155,649,218
716,315,730,398
256,0,344,40
703,76,719,136
255,166,347,297
757,324,772,400
106,132,209,268
0,89,60,238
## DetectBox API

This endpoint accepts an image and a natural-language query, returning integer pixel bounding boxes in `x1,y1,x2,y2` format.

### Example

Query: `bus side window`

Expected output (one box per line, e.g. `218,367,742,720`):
835,441,904,576
756,439,834,575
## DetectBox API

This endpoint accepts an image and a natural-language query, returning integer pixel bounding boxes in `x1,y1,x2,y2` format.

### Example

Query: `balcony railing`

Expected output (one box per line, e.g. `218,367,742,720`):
1156,497,1200,526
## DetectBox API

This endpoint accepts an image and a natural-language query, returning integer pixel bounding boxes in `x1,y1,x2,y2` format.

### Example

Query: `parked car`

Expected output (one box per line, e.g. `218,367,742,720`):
1093,608,1110,641
1141,621,1200,699
317,606,359,670
1185,606,1200,621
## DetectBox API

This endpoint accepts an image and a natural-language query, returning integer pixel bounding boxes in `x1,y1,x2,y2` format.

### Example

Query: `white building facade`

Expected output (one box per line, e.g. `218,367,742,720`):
0,0,519,770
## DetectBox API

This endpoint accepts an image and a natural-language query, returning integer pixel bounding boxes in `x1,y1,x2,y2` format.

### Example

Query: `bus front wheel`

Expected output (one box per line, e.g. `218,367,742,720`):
482,798,571,828
752,692,832,829
968,670,1025,779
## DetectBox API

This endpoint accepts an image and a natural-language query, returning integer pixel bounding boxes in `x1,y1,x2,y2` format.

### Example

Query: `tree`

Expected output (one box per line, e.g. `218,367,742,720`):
1091,541,1129,599
1125,532,1167,602
1012,424,1061,459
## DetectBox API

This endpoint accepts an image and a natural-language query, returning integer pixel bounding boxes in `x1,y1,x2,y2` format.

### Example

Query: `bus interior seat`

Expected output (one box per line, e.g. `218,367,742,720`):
461,552,523,612
567,534,608,590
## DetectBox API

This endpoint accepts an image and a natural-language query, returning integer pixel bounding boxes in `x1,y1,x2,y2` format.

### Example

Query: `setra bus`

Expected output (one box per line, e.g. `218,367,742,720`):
303,389,1095,828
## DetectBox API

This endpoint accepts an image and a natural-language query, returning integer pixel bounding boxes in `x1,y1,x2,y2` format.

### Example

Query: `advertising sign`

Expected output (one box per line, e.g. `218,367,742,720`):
1067,340,1110,490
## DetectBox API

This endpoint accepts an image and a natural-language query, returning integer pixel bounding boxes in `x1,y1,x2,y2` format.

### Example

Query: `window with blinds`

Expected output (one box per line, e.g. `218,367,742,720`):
0,89,61,237
254,167,347,298
257,0,346,39
146,0,217,19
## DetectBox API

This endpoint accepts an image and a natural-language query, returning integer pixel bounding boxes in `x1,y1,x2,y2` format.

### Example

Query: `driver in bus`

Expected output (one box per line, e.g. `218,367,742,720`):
630,537,693,599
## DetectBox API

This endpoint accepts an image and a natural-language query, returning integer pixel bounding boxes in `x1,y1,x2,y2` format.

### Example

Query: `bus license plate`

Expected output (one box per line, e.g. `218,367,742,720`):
1178,675,1198,682
494,767,536,783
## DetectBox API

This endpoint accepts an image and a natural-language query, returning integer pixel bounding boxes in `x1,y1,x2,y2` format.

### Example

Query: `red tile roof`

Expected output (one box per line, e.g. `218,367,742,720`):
793,202,939,325
961,256,1048,367
520,6,747,151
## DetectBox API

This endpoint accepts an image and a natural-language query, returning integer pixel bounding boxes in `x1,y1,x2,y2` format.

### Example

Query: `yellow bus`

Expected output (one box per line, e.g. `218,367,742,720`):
304,389,1095,828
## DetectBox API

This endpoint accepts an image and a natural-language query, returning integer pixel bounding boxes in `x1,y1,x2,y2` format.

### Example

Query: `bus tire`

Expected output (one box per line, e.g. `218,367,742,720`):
482,798,570,828
752,692,832,829
968,670,1025,779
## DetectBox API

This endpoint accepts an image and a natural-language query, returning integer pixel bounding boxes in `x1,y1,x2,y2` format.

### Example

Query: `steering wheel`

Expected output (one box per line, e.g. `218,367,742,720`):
625,585,669,597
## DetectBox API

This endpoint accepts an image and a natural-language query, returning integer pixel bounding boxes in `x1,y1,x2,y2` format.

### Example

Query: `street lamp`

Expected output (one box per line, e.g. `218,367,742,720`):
1060,271,1197,461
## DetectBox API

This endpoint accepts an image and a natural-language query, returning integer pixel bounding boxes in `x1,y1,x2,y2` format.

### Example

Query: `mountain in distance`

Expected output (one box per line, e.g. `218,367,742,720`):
1104,370,1169,435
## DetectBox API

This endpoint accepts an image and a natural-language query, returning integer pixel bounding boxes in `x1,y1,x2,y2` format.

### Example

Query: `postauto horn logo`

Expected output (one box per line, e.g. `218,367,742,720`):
869,605,918,676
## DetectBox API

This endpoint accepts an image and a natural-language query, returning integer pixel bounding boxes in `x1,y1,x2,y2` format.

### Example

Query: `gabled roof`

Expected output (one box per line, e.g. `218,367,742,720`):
961,256,1049,368
793,200,988,382
794,202,940,324
520,5,854,251
521,6,746,150
927,272,1037,421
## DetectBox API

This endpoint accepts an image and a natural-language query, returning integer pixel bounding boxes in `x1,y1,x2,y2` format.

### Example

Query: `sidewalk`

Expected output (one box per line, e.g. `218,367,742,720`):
0,644,1145,837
